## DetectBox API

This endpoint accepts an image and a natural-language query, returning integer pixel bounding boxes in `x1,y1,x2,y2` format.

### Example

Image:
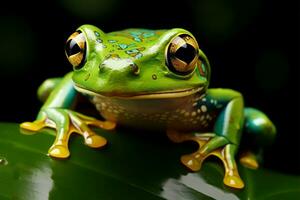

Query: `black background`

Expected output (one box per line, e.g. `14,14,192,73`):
0,0,299,174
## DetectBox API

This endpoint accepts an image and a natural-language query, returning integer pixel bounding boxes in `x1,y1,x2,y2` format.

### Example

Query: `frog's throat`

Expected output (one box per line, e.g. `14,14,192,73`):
74,85,203,99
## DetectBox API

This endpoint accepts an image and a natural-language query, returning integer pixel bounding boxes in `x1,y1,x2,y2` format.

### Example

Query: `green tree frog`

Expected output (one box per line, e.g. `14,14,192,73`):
21,25,276,189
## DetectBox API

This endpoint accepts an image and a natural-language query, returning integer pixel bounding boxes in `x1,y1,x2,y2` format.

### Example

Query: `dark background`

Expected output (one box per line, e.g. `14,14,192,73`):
0,0,299,174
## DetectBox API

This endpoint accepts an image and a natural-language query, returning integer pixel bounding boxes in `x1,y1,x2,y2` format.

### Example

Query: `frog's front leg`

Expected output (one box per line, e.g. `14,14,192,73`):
20,72,116,158
167,89,245,189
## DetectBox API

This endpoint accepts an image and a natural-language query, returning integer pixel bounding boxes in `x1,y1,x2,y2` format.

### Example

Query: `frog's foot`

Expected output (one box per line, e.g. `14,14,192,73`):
20,109,116,158
167,130,244,189
167,130,215,171
239,151,259,169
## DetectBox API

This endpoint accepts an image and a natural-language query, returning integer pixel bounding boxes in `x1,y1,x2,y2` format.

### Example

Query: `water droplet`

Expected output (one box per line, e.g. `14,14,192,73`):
0,157,8,166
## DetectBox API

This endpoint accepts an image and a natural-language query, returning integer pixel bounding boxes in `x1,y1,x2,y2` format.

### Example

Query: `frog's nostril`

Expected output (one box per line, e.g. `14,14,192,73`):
130,63,140,75
99,63,106,72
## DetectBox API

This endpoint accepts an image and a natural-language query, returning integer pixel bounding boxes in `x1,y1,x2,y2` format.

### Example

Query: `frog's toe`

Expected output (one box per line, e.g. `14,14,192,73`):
76,112,116,130
85,134,107,148
224,174,245,189
48,145,70,158
20,120,45,132
239,151,259,169
100,121,116,130
181,154,203,171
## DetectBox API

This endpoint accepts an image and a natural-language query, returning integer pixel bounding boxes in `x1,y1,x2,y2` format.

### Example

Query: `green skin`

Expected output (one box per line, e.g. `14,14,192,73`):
22,25,276,189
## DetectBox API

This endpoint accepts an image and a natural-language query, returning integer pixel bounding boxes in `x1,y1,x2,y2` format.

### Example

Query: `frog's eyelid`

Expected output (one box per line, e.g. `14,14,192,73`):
197,48,211,83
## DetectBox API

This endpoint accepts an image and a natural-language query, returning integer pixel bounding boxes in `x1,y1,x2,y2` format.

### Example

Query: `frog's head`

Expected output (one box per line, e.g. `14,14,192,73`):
66,25,210,99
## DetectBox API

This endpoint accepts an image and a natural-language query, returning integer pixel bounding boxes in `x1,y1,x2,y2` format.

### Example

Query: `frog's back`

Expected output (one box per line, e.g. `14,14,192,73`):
107,28,167,44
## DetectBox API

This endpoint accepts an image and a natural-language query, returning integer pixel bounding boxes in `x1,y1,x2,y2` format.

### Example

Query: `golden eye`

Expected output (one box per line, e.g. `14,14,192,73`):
65,31,86,70
166,34,199,75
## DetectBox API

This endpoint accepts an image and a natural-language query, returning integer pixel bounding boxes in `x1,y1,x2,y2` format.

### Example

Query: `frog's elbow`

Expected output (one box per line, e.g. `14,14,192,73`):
231,90,243,100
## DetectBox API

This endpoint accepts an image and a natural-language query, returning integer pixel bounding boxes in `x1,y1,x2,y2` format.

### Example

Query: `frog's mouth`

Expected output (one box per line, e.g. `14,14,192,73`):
74,85,203,99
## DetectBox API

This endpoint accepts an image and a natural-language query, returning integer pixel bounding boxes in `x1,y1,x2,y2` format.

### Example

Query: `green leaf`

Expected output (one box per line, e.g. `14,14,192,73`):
0,123,299,199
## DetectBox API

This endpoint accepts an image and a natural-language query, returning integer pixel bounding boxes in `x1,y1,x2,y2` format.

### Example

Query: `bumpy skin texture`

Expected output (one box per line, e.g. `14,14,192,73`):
21,25,276,189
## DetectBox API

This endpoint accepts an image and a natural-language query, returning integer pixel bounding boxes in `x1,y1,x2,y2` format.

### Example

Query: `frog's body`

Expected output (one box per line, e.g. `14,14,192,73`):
83,88,223,132
21,25,276,189
85,88,210,131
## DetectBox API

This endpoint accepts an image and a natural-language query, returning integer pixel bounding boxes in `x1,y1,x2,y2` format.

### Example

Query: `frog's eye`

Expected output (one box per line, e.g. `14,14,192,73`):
65,31,86,70
166,34,199,75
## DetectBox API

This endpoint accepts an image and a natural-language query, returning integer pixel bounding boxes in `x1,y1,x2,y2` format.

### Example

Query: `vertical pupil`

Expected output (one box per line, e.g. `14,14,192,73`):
66,39,81,56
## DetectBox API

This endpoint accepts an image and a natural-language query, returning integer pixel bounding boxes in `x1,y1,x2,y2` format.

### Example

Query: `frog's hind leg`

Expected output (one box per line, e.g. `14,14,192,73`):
167,130,244,189
239,108,276,169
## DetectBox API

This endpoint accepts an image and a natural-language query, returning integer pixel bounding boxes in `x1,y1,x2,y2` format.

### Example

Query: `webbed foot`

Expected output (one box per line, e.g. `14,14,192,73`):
167,130,244,189
20,108,116,158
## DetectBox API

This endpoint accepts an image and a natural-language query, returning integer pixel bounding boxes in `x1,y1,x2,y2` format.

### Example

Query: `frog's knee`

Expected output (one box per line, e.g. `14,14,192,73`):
244,108,276,147
37,78,62,102
247,118,276,146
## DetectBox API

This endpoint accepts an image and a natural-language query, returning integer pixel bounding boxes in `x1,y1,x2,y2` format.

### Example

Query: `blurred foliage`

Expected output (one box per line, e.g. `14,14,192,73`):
193,0,262,43
59,0,119,19
255,49,289,92
0,0,298,175
0,17,36,74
